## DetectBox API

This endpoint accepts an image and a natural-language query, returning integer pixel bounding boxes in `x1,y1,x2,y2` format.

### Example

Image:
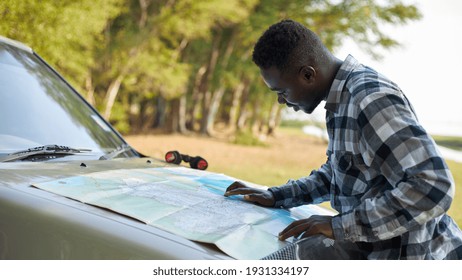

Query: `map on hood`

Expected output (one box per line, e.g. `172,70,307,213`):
33,166,332,259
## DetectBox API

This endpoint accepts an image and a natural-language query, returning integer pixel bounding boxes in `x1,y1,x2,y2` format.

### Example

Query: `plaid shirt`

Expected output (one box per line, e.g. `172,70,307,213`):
270,55,462,259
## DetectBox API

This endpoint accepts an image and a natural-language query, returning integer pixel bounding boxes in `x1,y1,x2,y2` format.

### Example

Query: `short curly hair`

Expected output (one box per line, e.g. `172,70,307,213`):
252,19,324,73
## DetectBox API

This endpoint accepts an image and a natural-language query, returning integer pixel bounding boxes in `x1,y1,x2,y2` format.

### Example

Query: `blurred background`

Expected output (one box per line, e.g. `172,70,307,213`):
1,0,461,225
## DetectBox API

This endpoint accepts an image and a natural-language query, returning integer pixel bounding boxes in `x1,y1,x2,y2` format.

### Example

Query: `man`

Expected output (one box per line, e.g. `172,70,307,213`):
224,19,462,259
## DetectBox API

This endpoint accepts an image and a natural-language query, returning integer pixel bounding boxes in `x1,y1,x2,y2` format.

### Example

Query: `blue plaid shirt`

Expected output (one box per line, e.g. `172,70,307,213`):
270,55,462,259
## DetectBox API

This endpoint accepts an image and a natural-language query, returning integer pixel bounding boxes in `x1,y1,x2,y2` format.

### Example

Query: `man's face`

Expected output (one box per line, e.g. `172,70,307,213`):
260,66,325,114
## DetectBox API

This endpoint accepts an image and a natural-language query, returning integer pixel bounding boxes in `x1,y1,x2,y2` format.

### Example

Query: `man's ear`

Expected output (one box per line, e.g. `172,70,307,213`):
299,66,316,83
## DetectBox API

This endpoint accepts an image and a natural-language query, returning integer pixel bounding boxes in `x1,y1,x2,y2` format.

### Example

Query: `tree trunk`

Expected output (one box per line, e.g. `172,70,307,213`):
267,100,282,136
167,98,180,133
103,74,123,120
199,90,212,135
128,98,141,133
237,107,249,131
164,96,188,133
85,74,96,106
138,0,150,28
178,95,188,133
199,31,221,135
250,99,262,135
227,80,246,132
201,29,236,135
236,80,251,131
154,95,167,129
205,87,225,135
186,65,207,130
139,99,156,132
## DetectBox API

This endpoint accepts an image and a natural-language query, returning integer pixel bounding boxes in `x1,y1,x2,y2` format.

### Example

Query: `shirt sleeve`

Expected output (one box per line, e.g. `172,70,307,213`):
332,91,455,243
269,158,332,208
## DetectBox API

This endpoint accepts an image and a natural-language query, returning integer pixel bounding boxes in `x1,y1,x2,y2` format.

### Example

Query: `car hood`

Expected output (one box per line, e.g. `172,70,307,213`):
0,157,332,259
0,157,169,186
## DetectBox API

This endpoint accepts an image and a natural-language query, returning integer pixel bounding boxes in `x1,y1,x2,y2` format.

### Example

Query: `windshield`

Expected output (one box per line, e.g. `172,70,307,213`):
0,42,135,159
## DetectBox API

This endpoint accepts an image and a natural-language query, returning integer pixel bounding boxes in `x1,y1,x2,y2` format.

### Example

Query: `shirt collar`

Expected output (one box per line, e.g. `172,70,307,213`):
324,55,360,113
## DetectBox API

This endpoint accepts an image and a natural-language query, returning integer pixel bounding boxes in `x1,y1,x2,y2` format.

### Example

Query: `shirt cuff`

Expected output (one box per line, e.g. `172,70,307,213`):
332,211,361,242
268,186,286,208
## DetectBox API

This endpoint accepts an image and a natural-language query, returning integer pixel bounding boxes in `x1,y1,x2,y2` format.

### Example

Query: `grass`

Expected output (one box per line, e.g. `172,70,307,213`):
125,127,462,227
232,131,268,147
447,160,462,226
430,135,462,225
433,135,462,151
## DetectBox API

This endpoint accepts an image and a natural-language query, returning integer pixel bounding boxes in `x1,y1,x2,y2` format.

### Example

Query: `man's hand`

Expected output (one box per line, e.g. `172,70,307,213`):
279,215,334,241
224,181,275,207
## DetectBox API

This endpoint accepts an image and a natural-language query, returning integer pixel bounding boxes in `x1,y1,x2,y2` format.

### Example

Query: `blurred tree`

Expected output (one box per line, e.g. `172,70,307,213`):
0,0,123,92
185,0,421,137
88,0,258,133
0,0,421,138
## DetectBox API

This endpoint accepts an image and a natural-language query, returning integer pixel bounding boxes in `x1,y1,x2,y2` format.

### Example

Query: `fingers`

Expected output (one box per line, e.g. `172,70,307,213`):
244,192,275,207
224,181,243,193
278,215,334,241
224,181,275,207
224,181,255,196
278,219,309,241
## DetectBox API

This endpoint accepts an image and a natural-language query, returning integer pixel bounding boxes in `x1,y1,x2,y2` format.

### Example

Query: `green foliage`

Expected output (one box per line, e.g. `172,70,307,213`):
111,101,131,134
233,131,268,147
0,0,123,89
280,119,313,129
433,136,462,151
0,0,422,134
158,0,258,42
303,0,422,56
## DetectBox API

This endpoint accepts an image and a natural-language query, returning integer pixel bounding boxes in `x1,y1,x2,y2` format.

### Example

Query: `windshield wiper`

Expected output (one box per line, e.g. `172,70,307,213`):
99,144,134,160
0,145,92,162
